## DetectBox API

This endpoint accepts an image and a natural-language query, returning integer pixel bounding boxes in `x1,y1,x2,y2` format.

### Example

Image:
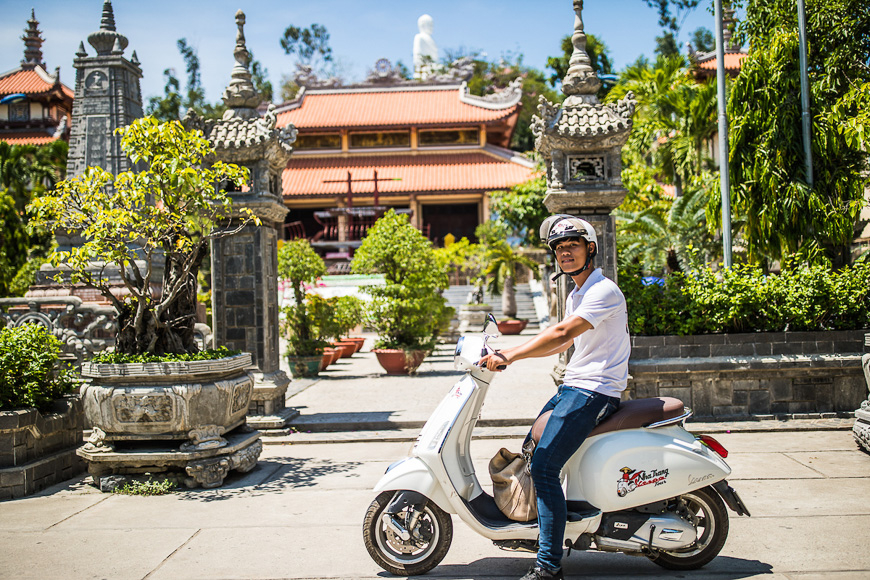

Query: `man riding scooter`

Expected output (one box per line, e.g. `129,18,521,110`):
480,215,631,580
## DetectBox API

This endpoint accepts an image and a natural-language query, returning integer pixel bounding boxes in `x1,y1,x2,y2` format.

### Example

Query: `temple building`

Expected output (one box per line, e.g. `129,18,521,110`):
274,66,536,265
0,10,73,146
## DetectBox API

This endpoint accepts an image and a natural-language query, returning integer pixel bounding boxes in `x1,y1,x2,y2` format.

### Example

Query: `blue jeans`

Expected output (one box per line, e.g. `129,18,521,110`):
528,385,620,572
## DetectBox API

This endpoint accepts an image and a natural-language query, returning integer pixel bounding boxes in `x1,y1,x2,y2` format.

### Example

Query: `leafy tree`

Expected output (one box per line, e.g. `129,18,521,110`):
489,171,549,247
0,141,66,295
146,39,230,121
726,0,870,265
655,32,681,58
280,23,333,66
690,27,715,53
546,33,613,98
28,117,253,356
351,210,448,351
483,238,540,319
278,239,328,356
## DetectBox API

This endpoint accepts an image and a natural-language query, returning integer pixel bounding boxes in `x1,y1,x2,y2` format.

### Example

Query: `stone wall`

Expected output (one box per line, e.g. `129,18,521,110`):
627,330,866,419
0,398,84,500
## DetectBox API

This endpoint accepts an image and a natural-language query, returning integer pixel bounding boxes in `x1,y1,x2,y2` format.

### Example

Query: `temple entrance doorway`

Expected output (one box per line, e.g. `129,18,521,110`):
421,203,480,247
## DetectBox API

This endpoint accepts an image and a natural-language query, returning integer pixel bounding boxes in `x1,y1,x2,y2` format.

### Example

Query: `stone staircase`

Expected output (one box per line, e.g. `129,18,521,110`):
443,283,543,329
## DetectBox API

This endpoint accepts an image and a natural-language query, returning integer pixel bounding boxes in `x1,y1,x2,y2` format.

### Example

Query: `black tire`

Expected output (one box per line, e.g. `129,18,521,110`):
363,491,453,576
650,486,729,571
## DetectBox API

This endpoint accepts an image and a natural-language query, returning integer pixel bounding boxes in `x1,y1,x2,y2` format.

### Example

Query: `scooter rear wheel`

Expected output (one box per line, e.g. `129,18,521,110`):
363,490,453,576
650,486,729,570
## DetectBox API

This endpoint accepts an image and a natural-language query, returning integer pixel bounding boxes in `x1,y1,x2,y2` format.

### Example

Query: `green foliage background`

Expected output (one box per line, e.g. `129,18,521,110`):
0,324,76,412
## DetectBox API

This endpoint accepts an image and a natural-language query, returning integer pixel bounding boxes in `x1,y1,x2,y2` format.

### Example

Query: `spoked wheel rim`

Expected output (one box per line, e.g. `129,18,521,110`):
374,504,442,566
662,490,718,558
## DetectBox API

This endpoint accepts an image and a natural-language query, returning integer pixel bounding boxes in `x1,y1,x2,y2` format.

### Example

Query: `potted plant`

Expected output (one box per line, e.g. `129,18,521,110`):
483,237,540,335
277,238,329,377
332,295,366,353
27,117,262,490
436,236,490,333
0,323,81,499
351,210,449,375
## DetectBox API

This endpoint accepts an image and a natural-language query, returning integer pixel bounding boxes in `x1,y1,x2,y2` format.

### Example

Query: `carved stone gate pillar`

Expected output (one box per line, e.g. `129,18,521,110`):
185,11,297,428
532,0,636,382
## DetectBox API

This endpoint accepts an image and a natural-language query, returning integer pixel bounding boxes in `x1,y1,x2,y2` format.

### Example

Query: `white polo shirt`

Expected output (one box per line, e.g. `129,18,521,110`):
562,268,630,398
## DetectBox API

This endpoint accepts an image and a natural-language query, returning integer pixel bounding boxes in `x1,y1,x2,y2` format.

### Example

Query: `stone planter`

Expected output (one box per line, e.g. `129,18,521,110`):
627,330,866,419
373,349,427,375
497,319,528,335
77,353,262,490
458,304,492,333
0,397,84,500
287,355,322,378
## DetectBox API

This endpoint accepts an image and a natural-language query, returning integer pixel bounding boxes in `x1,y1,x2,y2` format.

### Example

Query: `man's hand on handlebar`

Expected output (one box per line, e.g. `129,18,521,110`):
480,350,510,371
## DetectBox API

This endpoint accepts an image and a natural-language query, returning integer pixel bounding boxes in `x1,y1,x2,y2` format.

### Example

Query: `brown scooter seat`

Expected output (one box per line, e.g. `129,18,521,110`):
531,397,685,444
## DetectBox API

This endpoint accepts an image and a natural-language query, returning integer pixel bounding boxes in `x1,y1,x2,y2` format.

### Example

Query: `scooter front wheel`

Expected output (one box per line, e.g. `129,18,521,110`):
650,486,729,570
363,490,453,576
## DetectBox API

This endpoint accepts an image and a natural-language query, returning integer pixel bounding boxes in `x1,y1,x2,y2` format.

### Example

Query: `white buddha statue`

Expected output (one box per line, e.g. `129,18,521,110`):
413,14,438,79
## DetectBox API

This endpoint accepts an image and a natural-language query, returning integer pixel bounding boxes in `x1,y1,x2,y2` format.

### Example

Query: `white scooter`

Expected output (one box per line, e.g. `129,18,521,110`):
363,315,750,576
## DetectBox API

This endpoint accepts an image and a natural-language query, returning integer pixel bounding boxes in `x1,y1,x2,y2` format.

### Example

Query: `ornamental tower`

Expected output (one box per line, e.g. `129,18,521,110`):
66,0,143,178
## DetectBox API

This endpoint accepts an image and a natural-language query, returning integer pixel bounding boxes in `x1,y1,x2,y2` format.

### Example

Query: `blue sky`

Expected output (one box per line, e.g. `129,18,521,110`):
0,0,728,104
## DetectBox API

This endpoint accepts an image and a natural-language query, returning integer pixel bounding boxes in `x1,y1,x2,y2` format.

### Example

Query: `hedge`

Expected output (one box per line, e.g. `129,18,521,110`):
620,259,870,335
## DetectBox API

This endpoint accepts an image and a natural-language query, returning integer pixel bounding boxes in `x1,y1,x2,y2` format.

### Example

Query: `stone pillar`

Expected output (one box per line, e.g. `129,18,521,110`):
854,333,870,453
532,0,636,382
188,10,297,429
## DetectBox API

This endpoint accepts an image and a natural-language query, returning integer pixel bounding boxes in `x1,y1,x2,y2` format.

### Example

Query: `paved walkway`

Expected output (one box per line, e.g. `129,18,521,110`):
277,331,854,445
1,330,866,579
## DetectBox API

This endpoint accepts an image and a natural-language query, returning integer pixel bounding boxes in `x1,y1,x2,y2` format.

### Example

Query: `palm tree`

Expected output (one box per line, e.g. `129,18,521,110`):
614,177,722,275
483,240,540,319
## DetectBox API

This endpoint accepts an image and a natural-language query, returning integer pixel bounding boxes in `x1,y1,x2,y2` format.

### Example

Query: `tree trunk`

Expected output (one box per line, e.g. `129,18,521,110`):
502,275,517,319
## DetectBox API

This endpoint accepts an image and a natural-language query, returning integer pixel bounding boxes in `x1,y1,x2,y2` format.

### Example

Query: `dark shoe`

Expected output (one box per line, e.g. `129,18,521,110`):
519,565,564,580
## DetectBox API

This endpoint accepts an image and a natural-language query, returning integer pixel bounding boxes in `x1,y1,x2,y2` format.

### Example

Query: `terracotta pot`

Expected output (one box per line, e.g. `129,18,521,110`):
287,355,323,378
332,340,357,358
373,349,427,375
345,336,366,353
320,347,337,371
497,319,528,335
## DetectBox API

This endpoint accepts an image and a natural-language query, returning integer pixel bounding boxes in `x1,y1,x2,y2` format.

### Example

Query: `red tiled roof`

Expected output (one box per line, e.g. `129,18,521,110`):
0,67,73,99
276,87,519,130
0,131,60,145
696,52,747,71
283,151,535,197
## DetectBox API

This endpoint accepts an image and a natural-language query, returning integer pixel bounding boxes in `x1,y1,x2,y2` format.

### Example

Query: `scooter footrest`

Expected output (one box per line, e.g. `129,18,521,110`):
567,509,599,522
567,500,600,521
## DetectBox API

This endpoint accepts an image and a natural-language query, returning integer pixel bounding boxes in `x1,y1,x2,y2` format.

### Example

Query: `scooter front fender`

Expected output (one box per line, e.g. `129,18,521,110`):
373,456,454,514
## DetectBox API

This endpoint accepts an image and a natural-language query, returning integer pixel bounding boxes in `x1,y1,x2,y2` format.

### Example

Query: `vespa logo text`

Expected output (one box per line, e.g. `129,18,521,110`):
688,473,715,486
617,466,670,497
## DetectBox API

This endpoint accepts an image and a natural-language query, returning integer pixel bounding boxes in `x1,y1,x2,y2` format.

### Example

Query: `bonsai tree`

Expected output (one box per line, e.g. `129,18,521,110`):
351,210,449,351
277,238,328,357
479,220,540,319
27,117,253,357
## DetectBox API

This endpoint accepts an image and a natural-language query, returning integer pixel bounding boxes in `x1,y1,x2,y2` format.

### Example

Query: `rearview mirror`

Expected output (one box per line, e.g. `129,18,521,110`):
483,313,500,337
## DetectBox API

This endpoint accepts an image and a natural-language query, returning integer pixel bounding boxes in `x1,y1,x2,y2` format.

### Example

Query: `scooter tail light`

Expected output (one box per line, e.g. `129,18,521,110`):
697,434,728,458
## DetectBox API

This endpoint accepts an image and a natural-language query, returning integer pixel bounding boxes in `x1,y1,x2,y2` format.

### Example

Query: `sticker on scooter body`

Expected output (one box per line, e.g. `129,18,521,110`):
617,466,670,497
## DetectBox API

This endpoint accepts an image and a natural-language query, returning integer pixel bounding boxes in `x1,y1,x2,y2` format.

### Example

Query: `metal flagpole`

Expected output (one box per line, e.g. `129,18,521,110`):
715,0,733,268
797,0,814,189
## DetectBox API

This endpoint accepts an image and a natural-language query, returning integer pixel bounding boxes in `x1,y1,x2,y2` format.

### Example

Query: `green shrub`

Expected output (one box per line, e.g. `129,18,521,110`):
0,323,76,412
622,259,870,335
113,478,176,496
351,210,449,351
89,346,241,365
278,239,328,357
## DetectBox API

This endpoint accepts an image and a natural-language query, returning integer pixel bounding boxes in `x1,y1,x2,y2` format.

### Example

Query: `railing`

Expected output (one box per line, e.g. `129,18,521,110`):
0,296,214,367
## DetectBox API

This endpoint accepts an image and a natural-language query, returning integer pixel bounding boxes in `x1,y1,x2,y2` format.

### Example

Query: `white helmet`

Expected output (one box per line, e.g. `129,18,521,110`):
540,214,598,276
